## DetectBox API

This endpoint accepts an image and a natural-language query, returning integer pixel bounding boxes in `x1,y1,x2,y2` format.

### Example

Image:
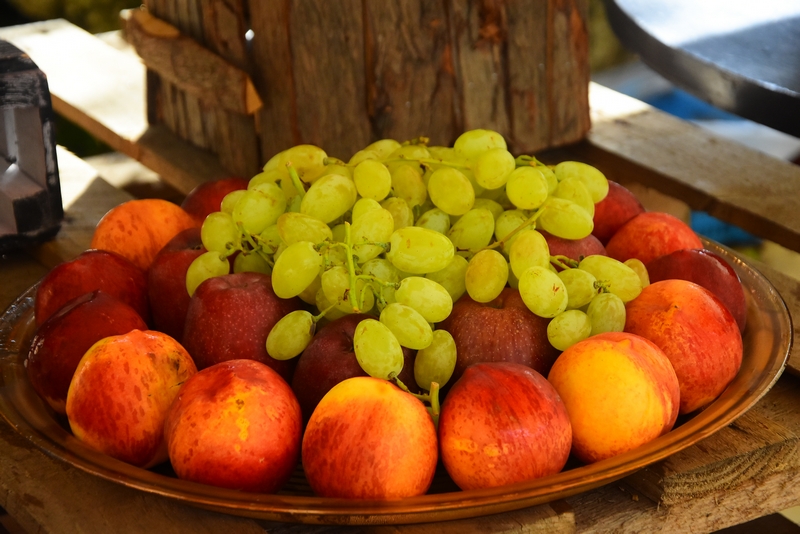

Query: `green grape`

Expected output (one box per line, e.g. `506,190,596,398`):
538,197,593,240
518,265,568,318
349,149,379,166
416,207,451,234
264,144,328,184
554,177,595,217
315,286,347,321
379,303,433,350
426,145,455,162
426,255,469,302
538,165,559,195
351,197,382,222
351,207,394,263
427,167,475,216
386,226,454,274
462,168,486,197
186,251,229,296
391,164,427,208
353,159,392,201
298,274,321,306
586,292,626,335
364,138,402,158
248,169,283,189
465,249,508,303
258,224,283,254
271,241,323,299
506,167,549,210
287,193,303,213
266,310,315,360
380,196,414,230
300,173,357,224
387,143,431,162
201,211,238,253
322,265,375,314
579,255,643,303
507,261,520,289
395,276,453,323
472,198,504,221
473,147,516,189
414,329,457,390
232,188,286,235
353,318,405,380
361,258,401,307
554,161,609,203
233,251,271,275
453,129,507,160
277,212,332,245
547,309,592,351
495,209,530,254
508,229,550,279
558,268,598,309
280,174,304,201
447,208,495,251
220,189,246,214
624,258,650,288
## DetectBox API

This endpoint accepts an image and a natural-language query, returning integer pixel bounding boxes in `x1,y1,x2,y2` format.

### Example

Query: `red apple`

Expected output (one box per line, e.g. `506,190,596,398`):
182,272,303,382
592,180,645,244
625,280,743,414
165,359,302,493
302,376,438,499
439,362,572,490
646,248,747,333
26,290,148,415
66,329,197,468
147,227,205,340
541,230,607,268
290,313,417,420
35,249,150,327
180,176,249,225
438,287,560,381
606,211,703,266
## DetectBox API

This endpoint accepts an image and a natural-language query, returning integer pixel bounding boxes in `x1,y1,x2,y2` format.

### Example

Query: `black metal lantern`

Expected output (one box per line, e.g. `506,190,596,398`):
0,40,63,252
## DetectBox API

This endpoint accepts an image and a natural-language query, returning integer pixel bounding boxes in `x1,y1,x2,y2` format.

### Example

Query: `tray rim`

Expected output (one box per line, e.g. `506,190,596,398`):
0,239,792,525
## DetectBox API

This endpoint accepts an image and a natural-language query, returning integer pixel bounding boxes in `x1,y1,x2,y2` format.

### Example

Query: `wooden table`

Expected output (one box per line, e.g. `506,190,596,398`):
3,19,800,534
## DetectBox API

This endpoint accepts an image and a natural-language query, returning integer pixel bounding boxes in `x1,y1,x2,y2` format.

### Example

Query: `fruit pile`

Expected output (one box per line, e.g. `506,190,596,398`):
23,129,746,500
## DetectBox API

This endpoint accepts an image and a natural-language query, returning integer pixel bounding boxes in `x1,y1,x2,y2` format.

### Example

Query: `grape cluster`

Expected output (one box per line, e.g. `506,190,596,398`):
187,129,648,392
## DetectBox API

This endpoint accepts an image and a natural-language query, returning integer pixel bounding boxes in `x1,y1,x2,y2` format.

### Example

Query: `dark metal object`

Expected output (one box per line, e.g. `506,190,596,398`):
0,40,62,252
603,0,800,137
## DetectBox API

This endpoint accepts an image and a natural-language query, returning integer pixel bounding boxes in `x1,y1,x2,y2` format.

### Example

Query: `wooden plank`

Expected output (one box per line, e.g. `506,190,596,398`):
123,9,262,116
0,19,230,194
364,0,458,148
568,82,800,254
288,0,371,160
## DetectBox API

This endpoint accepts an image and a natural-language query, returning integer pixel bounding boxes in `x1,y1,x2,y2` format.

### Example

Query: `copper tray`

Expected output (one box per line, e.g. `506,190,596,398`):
0,240,792,525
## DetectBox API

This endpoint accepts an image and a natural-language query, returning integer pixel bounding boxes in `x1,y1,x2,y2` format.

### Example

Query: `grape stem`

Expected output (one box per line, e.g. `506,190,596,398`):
479,199,550,253
550,255,579,270
393,377,441,427
343,222,364,312
286,163,306,199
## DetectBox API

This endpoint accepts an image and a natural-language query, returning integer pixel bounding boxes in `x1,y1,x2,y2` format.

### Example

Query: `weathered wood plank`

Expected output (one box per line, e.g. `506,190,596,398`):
568,82,800,254
364,0,458,148
288,0,371,160
124,9,261,116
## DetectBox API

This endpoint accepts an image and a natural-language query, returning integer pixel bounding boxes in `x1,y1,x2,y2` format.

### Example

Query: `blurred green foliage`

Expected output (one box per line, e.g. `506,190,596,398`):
7,0,141,34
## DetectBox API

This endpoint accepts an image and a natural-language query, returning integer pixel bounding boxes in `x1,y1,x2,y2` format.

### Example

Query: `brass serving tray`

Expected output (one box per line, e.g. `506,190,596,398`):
0,240,791,525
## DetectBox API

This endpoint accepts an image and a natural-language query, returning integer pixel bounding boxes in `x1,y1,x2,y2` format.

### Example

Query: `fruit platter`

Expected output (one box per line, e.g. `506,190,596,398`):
0,130,792,525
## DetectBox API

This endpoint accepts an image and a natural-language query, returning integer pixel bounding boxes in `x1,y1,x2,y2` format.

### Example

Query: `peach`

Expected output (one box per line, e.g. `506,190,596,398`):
547,332,680,464
66,329,197,468
592,180,645,244
164,359,302,493
439,362,572,490
90,199,199,271
605,211,703,266
302,377,438,499
624,279,743,414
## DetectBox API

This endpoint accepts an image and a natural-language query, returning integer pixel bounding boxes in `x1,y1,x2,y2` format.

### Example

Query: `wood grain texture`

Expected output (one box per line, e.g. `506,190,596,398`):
289,0,371,160
125,9,262,116
364,0,458,147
